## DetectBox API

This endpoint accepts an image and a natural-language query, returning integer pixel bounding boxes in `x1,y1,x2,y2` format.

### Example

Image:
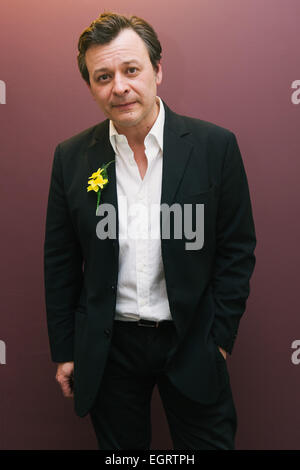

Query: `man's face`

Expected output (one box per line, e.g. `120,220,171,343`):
85,28,162,131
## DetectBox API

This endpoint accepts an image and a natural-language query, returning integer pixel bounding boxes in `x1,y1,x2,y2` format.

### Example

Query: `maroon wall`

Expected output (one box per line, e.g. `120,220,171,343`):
1,0,299,449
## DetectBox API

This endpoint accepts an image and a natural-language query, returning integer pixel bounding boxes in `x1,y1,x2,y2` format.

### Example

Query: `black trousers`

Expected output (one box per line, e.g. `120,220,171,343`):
89,320,237,450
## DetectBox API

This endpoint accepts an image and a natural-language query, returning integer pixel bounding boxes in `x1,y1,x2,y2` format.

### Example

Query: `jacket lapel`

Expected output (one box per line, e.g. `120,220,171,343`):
160,101,194,207
86,120,119,254
86,119,117,207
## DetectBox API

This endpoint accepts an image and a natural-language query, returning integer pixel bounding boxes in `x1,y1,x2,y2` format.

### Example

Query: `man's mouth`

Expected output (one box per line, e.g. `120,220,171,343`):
113,101,136,108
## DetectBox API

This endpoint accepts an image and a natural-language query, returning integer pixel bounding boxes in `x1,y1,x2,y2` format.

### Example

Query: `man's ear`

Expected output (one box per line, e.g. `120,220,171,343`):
155,62,163,86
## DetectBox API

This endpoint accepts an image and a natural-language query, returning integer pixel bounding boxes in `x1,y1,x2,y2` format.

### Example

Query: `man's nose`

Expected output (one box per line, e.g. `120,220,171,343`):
112,73,129,95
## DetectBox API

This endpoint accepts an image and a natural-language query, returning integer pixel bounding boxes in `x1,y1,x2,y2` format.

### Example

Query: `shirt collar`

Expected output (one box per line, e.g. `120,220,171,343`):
109,96,165,154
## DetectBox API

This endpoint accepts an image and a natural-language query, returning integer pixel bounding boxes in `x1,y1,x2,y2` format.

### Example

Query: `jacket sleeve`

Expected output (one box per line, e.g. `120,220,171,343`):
44,144,83,362
210,132,256,354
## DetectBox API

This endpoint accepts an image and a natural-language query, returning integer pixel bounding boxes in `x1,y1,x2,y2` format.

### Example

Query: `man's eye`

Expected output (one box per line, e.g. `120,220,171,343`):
97,74,109,82
128,67,137,74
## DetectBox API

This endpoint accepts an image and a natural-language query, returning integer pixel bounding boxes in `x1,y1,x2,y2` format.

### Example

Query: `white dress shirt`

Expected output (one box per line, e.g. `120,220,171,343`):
109,96,172,322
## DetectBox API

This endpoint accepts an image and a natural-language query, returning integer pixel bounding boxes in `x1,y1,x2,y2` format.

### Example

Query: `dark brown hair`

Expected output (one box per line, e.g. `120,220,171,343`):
77,12,162,85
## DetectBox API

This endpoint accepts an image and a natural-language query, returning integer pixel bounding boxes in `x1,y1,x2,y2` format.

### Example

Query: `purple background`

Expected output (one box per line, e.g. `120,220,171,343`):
0,0,299,449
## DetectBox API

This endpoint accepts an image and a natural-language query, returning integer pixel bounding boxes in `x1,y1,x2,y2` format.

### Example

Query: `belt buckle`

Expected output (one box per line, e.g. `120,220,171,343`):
137,319,159,328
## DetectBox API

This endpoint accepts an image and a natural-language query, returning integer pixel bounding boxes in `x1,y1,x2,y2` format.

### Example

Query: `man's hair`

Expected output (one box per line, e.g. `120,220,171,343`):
77,12,162,85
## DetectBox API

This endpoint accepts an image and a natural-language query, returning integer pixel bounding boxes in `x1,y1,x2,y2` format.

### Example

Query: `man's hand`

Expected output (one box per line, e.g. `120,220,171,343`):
218,347,227,360
55,362,74,398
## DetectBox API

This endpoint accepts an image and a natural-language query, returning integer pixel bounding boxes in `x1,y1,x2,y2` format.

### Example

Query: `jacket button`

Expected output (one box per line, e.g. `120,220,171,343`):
111,285,115,291
104,329,111,337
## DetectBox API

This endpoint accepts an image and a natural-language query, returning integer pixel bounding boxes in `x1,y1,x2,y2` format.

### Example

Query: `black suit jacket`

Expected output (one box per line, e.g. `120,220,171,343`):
44,100,256,417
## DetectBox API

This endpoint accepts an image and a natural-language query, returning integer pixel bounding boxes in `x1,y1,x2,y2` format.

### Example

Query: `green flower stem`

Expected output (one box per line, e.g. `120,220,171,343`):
93,160,115,214
104,160,115,169
96,190,101,214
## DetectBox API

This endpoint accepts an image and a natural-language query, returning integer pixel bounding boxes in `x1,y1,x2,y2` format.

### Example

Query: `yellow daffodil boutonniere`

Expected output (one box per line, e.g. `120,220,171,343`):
87,160,115,213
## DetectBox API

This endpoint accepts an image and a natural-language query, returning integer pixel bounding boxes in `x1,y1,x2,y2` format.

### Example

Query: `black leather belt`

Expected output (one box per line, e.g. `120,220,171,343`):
115,319,172,328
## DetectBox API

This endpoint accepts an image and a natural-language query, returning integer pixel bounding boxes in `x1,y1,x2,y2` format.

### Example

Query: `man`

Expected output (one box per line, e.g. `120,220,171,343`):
44,12,256,450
